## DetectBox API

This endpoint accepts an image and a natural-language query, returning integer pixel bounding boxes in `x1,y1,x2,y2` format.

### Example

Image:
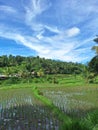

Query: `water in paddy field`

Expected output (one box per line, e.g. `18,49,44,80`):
40,87,98,118
0,88,60,130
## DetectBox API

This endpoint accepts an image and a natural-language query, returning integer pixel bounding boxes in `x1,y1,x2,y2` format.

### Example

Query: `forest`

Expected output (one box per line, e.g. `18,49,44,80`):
0,54,97,85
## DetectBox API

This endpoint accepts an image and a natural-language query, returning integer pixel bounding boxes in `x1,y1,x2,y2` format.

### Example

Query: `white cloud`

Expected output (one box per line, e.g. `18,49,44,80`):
66,27,80,37
0,0,97,63
36,31,44,39
0,24,94,63
54,0,98,26
0,25,51,55
0,5,16,13
24,0,51,31
44,25,60,33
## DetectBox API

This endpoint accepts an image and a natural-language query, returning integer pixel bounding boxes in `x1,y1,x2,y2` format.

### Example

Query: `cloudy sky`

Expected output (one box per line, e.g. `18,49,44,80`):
0,0,98,63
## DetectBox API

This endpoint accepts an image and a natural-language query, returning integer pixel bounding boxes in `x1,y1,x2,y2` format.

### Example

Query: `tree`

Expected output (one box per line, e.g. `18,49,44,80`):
94,36,98,43
92,36,98,55
89,56,98,74
37,69,44,77
88,36,98,78
92,46,98,55
82,66,90,83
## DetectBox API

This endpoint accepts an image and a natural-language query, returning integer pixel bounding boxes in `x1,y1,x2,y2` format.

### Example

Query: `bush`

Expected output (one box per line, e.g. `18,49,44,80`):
3,77,21,85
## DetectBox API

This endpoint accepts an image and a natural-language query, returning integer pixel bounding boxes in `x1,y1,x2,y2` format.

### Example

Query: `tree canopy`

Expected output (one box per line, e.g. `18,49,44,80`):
89,36,98,74
93,36,98,43
0,55,84,76
89,56,98,74
92,36,98,55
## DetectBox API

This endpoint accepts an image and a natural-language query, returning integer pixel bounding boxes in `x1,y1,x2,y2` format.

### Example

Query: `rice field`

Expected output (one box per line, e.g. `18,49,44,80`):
0,81,98,130
0,88,61,130
39,86,98,118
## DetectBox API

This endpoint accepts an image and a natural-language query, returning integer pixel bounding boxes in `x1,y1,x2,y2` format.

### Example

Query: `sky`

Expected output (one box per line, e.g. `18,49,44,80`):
0,0,98,63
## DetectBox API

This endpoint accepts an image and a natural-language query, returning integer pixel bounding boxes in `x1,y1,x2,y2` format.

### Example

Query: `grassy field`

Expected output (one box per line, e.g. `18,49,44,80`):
0,74,98,130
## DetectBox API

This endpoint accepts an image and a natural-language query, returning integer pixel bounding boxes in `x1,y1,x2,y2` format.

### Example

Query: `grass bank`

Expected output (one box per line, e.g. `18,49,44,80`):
33,87,72,130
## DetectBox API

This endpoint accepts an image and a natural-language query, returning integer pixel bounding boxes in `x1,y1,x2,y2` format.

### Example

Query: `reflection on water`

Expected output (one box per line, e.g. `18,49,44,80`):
41,89,98,118
0,88,60,130
0,105,59,130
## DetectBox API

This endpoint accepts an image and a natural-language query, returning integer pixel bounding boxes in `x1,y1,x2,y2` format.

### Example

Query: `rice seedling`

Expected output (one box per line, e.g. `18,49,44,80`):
0,88,62,130
39,86,98,118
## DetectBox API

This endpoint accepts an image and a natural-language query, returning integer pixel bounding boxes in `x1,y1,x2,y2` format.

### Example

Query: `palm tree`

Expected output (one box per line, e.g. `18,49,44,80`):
91,46,98,55
93,36,98,43
92,36,98,55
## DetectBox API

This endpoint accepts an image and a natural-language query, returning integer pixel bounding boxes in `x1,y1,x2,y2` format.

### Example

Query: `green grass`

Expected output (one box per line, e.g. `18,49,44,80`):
33,87,72,130
0,74,98,87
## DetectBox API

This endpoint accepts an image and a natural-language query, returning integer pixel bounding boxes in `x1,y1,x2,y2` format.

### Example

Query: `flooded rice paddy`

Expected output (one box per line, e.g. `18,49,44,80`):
0,86,98,129
40,86,98,118
0,88,60,130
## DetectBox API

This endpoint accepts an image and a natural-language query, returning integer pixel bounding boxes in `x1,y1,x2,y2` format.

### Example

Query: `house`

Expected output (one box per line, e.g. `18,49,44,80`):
0,74,8,79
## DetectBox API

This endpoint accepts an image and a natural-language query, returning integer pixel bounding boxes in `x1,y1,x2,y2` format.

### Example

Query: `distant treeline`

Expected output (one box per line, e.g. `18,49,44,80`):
0,55,84,75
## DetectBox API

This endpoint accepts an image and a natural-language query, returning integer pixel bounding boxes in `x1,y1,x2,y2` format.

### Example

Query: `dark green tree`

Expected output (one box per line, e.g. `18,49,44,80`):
89,36,98,78
92,36,98,55
89,56,98,74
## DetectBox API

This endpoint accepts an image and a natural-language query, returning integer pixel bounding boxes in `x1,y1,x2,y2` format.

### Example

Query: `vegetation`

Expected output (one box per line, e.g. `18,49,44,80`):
89,56,98,74
0,54,96,85
0,83,98,130
0,37,98,129
88,36,98,82
0,87,63,130
0,55,83,76
92,36,98,54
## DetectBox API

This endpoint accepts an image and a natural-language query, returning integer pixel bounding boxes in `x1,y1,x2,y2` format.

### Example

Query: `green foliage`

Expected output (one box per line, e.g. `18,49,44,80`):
89,56,98,74
81,110,98,130
90,36,98,77
0,55,84,77
92,36,98,55
34,87,98,130
92,46,98,55
0,80,98,129
93,36,98,43
2,77,21,85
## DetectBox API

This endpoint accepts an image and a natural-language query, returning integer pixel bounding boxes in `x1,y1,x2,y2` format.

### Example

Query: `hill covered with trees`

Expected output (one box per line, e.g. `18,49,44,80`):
0,55,83,77
1,36,98,85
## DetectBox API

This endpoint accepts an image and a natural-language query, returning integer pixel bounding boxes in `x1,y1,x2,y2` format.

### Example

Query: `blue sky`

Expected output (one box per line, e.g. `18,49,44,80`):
0,0,98,63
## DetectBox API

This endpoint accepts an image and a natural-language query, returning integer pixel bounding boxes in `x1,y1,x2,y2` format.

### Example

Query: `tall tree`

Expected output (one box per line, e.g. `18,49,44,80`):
92,36,98,55
89,36,98,75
